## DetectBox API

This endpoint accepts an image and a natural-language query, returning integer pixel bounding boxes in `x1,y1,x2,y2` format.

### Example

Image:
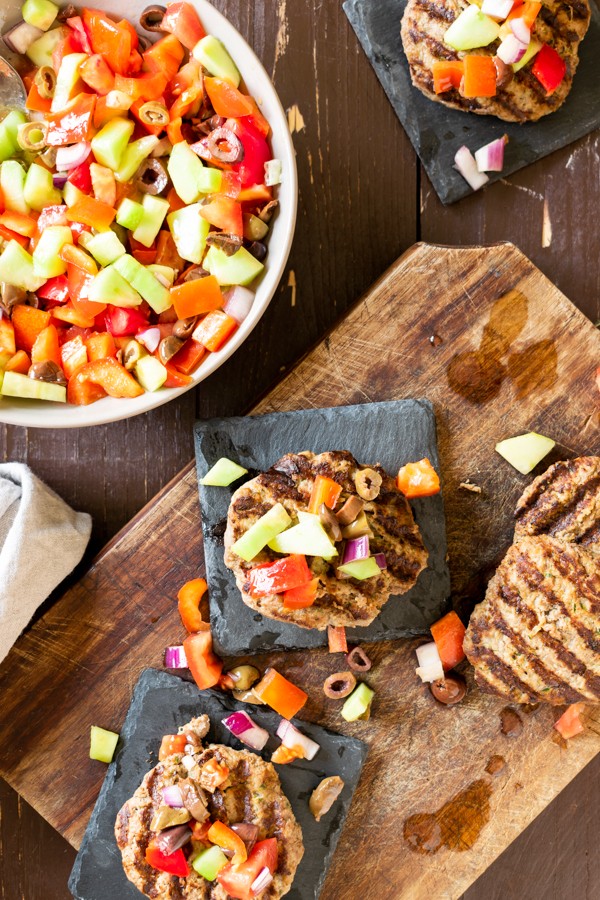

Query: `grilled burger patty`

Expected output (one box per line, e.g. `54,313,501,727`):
515,456,600,553
464,535,600,704
400,0,591,122
224,451,428,630
116,716,304,899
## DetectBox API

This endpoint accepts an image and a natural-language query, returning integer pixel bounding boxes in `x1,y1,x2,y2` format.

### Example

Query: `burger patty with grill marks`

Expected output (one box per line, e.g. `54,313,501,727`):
400,0,591,122
224,451,429,630
116,715,304,899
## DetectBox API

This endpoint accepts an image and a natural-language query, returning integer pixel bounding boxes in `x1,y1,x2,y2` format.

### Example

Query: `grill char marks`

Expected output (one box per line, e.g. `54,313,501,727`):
400,0,591,123
515,457,600,555
464,537,600,705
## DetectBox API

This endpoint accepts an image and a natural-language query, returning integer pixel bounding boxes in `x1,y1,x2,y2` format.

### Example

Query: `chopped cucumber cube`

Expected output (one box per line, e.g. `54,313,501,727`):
147,264,176,287
0,353,12,391
167,141,204,204
113,254,171,313
513,40,542,72
22,0,59,31
444,5,500,50
336,557,381,580
24,162,62,211
268,512,338,559
0,110,27,163
51,52,87,112
62,180,87,207
0,241,46,292
1,370,66,402
88,267,142,308
116,197,144,231
192,845,229,881
26,25,68,68
495,432,555,475
231,503,292,561
197,167,223,194
89,725,119,763
204,246,264,286
135,355,167,392
192,35,241,86
85,231,126,267
1,160,29,214
200,457,248,486
91,117,135,171
167,204,210,264
341,684,375,722
114,135,159,184
132,194,169,248
32,225,72,278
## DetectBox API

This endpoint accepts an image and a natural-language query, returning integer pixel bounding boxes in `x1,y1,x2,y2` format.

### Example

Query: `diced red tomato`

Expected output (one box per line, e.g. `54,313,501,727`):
396,458,441,498
430,611,466,671
554,703,586,740
82,9,136,76
217,839,278,900
158,734,187,760
248,555,312,597
68,160,93,194
37,276,70,304
160,2,206,50
104,305,149,336
80,54,115,95
227,118,271,188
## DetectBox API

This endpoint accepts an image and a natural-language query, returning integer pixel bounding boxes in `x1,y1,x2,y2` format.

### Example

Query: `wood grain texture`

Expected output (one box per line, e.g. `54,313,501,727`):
1,244,599,900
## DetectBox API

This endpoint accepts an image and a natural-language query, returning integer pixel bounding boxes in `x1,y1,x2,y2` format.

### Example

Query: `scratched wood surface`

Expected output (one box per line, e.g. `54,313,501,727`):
0,0,599,895
2,244,600,900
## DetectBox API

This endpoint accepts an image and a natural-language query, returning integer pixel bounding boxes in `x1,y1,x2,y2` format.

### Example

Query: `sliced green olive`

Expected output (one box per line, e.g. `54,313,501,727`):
138,101,170,127
17,122,47,152
34,66,56,99
225,664,261,692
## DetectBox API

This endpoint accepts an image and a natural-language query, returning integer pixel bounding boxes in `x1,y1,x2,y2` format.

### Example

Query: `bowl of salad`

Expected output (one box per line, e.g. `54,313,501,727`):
0,0,297,427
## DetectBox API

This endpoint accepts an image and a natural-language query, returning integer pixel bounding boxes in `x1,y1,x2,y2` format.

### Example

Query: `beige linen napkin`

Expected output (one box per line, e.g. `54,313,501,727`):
0,463,91,663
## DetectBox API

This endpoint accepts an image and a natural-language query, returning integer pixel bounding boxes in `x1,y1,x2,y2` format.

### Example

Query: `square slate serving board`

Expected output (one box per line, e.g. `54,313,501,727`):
194,399,450,657
343,0,600,204
69,669,369,900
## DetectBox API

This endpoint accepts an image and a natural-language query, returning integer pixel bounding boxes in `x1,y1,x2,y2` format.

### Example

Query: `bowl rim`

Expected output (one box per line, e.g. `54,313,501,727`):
0,0,298,428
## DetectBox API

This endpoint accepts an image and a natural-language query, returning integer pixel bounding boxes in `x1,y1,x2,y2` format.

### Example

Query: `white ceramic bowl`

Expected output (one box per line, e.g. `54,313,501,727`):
0,0,297,427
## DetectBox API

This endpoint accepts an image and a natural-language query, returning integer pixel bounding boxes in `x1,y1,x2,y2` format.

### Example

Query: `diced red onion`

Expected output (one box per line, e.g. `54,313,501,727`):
510,17,531,45
55,142,91,172
251,867,274,895
496,33,527,65
164,645,188,668
342,536,370,564
475,136,507,173
162,785,184,807
3,20,43,54
53,173,69,189
264,159,282,187
222,712,269,751
374,553,387,570
276,720,320,760
137,326,161,353
415,641,444,684
454,146,489,191
480,0,513,20
223,286,255,323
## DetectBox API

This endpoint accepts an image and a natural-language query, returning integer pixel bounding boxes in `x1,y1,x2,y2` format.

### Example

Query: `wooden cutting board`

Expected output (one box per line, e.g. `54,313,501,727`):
2,242,600,900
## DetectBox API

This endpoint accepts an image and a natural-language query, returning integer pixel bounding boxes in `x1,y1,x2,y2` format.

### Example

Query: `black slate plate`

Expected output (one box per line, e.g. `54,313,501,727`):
194,399,450,656
343,0,600,204
69,669,368,900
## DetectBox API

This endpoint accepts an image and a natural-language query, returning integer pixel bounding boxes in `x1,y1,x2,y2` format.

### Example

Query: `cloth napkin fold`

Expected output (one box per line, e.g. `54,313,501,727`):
0,463,92,664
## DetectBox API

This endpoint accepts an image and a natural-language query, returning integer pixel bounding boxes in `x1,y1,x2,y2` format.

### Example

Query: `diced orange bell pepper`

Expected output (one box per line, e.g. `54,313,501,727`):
166,187,186,213
182,630,223,690
283,577,319,610
143,34,185,81
60,243,98,274
169,79,203,120
132,249,158,265
53,304,97,328
31,324,62,368
430,611,466,671
61,335,89,378
163,362,193,388
271,745,302,765
199,197,243,236
12,306,51,354
170,338,206,375
192,310,237,353
45,93,96,146
432,60,464,94
82,9,134,76
80,54,115,96
199,758,229,792
207,822,247,866
0,224,29,248
396,458,441,498
177,577,210,634
67,377,107,405
166,117,184,145
69,357,144,399
26,80,52,113
461,56,497,99
327,625,348,653
204,78,255,118
85,331,116,361
5,350,31,374
67,266,106,320
237,184,273,205
114,72,168,103
506,0,541,28
554,702,586,740
0,318,16,356
66,196,116,230
0,211,38,238
93,95,123,129
308,474,342,514
253,668,307,719
158,734,187,761
170,276,224,320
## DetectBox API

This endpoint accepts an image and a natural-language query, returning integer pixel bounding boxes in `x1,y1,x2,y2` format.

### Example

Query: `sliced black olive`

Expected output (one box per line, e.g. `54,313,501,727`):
28,361,67,386
158,336,184,364
258,199,278,223
172,317,198,340
154,823,192,854
135,158,168,195
323,671,356,699
206,127,244,164
346,646,372,673
180,265,209,284
248,241,267,262
1,282,27,315
430,674,466,706
57,4,77,22
319,503,342,542
206,232,243,257
335,495,364,526
140,5,167,32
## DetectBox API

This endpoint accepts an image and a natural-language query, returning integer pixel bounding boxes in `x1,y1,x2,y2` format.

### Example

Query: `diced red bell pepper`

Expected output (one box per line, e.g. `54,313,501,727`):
182,630,223,690
327,625,348,653
192,310,237,353
12,306,52,355
145,839,190,878
208,822,247,866
143,34,185,81
249,555,312,597
430,611,466,671
160,2,206,50
243,97,271,139
220,171,242,199
177,577,209,633
0,318,16,356
204,78,254,118
253,669,307,719
308,475,342,514
68,357,144,402
46,93,96,146
104,305,149,337
554,702,586,740
199,197,243,236
170,338,206,374
82,9,136,76
163,362,193,388
52,31,81,74
80,54,115,95
396,458,440,498
432,60,464,94
532,43,566,95
68,160,93,194
217,839,278,900
158,734,188,760
227,118,271,188
283,577,319,609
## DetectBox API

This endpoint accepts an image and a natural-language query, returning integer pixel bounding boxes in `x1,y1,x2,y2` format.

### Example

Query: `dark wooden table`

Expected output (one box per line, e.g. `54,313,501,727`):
1,1,599,897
